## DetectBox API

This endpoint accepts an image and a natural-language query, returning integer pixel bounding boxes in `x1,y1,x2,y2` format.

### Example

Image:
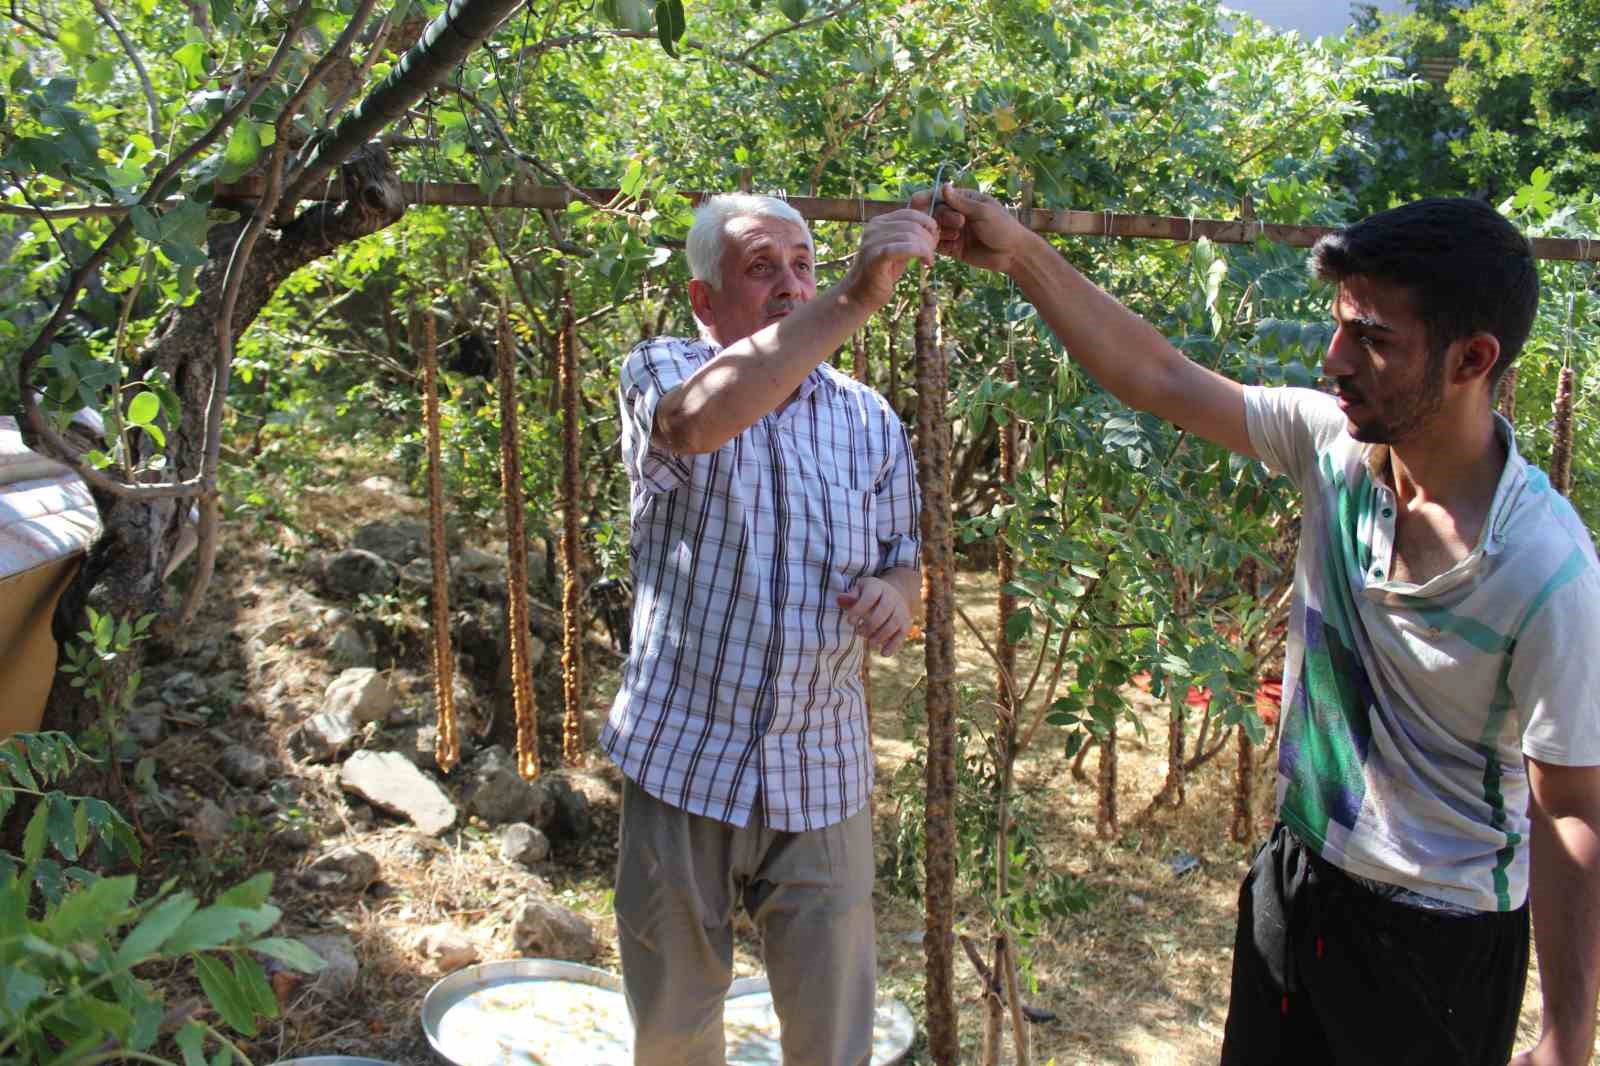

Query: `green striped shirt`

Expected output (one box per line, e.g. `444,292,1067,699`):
1245,386,1600,912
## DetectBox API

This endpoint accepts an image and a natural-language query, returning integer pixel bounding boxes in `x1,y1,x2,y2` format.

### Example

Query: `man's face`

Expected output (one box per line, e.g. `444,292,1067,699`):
693,215,816,347
1323,275,1447,445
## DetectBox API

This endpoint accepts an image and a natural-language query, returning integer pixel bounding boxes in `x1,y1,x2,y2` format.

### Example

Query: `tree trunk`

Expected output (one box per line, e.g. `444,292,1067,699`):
42,0,521,728
44,146,406,728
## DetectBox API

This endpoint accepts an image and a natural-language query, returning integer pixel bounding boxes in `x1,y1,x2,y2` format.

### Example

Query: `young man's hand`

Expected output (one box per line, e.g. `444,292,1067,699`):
909,183,1035,275
838,576,911,657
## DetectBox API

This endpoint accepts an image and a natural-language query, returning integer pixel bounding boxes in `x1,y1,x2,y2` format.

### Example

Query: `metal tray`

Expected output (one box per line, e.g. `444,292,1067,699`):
420,959,913,1065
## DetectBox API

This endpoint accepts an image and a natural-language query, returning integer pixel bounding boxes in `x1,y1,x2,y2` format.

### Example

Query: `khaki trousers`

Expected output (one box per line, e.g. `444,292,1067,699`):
614,778,876,1066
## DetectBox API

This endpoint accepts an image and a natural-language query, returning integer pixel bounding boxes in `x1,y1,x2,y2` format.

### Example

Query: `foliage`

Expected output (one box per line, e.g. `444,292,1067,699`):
0,732,327,1066
1341,0,1600,210
57,608,156,763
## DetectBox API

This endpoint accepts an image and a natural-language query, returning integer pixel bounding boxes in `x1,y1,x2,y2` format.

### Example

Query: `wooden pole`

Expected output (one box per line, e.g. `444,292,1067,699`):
214,177,1600,261
496,304,540,781
420,307,459,774
559,290,586,766
916,274,959,1066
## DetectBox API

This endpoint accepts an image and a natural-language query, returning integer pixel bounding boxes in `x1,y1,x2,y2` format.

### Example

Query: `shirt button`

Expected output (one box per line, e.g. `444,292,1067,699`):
1381,508,1393,519
1371,567,1384,579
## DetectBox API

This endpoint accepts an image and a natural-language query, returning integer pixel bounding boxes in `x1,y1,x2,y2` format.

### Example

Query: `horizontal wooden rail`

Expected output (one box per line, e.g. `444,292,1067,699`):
11,176,1597,261
212,177,1600,262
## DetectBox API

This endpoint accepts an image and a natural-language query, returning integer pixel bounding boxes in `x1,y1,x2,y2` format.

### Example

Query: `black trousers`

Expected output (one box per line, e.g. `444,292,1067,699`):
1220,823,1530,1066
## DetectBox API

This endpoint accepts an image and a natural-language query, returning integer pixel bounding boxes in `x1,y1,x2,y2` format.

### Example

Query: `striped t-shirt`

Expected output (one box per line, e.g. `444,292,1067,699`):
603,337,922,832
1245,385,1600,912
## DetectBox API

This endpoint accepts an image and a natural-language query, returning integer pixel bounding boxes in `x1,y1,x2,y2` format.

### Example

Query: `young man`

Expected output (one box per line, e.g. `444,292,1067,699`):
927,190,1600,1065
605,194,937,1066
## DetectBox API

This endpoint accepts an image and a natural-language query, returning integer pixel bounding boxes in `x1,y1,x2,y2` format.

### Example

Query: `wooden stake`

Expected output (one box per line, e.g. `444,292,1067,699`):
1232,724,1255,844
497,304,540,781
1552,365,1575,496
1097,715,1119,840
420,307,459,774
1496,365,1518,423
559,290,586,766
916,275,959,1066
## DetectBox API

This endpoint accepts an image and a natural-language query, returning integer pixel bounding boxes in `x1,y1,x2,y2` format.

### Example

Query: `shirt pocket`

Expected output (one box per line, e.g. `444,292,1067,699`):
799,480,878,587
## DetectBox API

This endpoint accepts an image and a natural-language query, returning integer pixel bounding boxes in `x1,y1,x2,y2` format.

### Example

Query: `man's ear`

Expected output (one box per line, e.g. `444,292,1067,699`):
1453,332,1502,388
688,278,714,326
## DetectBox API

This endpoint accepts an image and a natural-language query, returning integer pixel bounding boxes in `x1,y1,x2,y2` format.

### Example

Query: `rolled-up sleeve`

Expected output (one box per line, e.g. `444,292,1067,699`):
618,338,706,495
874,414,922,574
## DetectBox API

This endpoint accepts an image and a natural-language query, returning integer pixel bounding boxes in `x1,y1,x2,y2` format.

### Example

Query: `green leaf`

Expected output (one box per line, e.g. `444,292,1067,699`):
127,391,160,426
1003,607,1033,644
214,872,273,910
57,16,99,59
778,0,809,21
84,57,117,90
655,0,686,56
43,874,137,942
0,968,49,1016
164,903,281,955
174,43,208,85
194,953,258,1036
175,1020,208,1066
218,121,265,183
246,936,329,973
22,799,49,865
620,158,645,199
233,952,277,1020
115,892,201,967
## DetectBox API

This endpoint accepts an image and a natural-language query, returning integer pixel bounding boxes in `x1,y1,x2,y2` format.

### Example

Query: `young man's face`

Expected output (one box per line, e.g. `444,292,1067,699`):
692,214,816,347
1323,275,1447,445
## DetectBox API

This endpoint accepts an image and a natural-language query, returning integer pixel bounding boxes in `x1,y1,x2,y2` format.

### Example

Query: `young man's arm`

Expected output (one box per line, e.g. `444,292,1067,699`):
924,184,1258,459
1516,758,1600,1066
655,210,938,455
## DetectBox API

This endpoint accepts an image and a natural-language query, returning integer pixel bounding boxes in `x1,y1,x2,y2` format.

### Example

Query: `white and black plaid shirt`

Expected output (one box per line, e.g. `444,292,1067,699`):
602,336,921,831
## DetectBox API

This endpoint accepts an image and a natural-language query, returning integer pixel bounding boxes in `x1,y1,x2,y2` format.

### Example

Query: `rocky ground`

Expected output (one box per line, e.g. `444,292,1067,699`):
112,468,1564,1066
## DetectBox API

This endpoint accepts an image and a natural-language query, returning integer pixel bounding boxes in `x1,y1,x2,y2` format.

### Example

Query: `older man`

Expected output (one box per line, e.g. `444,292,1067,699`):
929,189,1600,1066
605,194,937,1066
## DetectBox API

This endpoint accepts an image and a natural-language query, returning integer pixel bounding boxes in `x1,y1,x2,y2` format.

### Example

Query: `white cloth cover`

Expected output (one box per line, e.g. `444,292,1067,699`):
0,416,101,580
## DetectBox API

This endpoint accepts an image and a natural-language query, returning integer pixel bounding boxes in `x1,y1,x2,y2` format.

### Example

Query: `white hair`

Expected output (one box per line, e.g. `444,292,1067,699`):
686,194,812,290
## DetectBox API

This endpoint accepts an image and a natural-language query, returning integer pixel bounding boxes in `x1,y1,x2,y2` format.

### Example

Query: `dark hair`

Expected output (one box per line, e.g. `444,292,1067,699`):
1308,197,1539,390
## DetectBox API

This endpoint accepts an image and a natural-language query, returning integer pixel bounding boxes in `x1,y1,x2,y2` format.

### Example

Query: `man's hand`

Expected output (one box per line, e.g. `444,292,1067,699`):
838,575,912,657
910,183,1036,275
841,208,940,308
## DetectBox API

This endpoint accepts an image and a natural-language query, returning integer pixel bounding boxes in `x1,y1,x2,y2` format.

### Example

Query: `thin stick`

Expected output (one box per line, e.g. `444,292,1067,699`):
421,307,459,774
559,290,585,766
916,275,959,1065
497,304,540,781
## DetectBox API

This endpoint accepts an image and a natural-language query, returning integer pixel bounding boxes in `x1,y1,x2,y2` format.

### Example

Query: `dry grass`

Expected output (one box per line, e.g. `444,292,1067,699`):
139,464,1581,1066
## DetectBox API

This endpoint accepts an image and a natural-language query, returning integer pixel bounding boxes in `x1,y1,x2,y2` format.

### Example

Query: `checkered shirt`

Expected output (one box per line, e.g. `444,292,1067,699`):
602,336,922,831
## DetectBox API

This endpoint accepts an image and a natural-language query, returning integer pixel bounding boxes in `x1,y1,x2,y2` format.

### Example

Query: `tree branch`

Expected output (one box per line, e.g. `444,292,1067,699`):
735,1,861,62
90,0,160,140
17,1,315,498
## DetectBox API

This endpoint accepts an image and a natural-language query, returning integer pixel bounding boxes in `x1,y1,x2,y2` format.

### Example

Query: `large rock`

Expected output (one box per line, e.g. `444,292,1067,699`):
322,548,397,600
353,519,428,565
324,668,392,725
299,933,360,998
339,750,457,836
286,707,358,763
329,624,374,668
301,846,379,893
220,745,270,787
511,896,597,962
499,823,551,866
541,773,594,844
464,746,555,828
416,924,480,974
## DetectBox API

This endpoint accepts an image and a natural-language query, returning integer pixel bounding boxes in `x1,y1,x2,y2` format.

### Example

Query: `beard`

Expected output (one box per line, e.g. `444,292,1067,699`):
1342,344,1448,444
